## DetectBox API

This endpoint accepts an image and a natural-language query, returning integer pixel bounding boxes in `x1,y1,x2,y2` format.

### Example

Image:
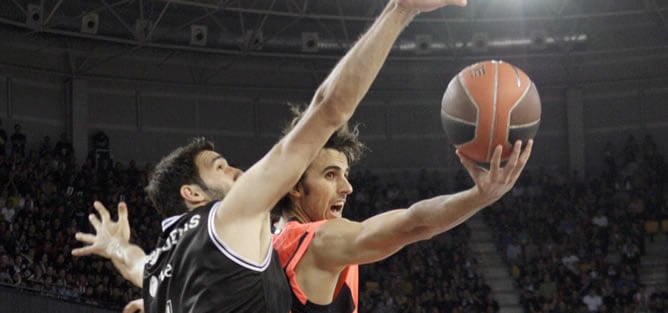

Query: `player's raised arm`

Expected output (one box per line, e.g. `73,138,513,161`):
216,1,464,225
311,141,532,269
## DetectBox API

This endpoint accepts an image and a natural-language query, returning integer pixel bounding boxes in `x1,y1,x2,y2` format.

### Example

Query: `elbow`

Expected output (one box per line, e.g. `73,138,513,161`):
405,203,439,241
312,86,354,126
406,201,430,229
402,211,437,241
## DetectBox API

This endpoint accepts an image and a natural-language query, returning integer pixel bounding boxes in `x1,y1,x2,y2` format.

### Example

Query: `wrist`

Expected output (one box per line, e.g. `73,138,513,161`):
105,237,128,260
467,187,497,208
390,1,419,22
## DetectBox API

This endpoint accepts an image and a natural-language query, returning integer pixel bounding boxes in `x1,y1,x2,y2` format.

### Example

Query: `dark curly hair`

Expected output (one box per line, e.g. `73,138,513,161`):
145,137,215,217
273,104,366,215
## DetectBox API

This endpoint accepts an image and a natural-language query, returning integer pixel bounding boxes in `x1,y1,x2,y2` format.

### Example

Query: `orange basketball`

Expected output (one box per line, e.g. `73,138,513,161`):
441,60,541,163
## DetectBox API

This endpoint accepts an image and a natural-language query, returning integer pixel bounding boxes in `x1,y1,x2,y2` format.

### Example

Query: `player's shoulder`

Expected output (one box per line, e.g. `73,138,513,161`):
310,218,361,245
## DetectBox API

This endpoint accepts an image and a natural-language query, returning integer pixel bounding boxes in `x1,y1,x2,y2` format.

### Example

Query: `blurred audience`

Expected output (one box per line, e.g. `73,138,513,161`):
0,127,157,308
485,134,668,313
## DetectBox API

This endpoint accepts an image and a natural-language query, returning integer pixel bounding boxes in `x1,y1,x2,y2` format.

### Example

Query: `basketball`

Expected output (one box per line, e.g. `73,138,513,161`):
441,60,541,163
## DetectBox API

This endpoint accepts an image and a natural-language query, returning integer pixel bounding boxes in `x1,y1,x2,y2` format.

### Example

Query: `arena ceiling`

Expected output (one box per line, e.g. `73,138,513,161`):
0,0,667,89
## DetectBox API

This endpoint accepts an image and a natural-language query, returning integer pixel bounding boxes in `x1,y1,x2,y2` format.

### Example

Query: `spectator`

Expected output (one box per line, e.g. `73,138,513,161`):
54,132,73,159
506,238,522,263
0,118,7,156
649,289,667,312
92,131,109,150
0,253,13,283
591,209,609,228
1,199,15,223
539,273,557,303
38,136,52,157
561,250,581,274
10,124,27,157
582,288,603,312
633,285,650,310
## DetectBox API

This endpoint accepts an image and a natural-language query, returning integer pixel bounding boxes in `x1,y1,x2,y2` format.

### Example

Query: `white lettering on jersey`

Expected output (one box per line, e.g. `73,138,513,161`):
147,215,201,266
149,276,159,297
159,263,173,281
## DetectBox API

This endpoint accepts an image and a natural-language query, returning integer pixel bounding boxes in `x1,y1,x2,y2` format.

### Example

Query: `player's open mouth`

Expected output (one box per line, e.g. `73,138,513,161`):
329,204,344,216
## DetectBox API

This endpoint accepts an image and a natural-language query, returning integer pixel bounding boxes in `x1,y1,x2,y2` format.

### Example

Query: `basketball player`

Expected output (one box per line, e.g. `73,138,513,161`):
270,110,532,313
72,0,465,312
100,123,531,313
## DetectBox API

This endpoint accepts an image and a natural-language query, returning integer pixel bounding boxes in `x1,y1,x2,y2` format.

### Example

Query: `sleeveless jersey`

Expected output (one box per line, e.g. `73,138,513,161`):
143,201,291,313
273,220,358,313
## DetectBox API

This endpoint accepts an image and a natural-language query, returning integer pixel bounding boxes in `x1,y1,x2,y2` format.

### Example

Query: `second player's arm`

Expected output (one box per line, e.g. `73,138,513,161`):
104,239,147,288
74,233,146,287
72,201,146,288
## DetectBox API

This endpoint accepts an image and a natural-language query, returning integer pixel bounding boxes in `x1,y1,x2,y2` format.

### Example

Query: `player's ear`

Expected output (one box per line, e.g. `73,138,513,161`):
288,182,303,199
180,184,207,203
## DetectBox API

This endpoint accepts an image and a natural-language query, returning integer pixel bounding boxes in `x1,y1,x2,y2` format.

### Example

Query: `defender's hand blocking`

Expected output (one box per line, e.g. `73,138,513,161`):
397,0,467,13
457,140,533,201
72,201,131,259
123,299,144,313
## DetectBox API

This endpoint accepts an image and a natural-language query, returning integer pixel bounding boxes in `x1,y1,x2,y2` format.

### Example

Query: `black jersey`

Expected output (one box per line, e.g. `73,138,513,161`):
143,201,291,313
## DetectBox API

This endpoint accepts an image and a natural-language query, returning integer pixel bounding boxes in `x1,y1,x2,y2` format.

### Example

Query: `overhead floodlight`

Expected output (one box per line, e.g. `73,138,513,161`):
134,19,152,41
190,25,208,46
529,30,548,50
471,33,489,53
415,35,433,54
302,32,319,53
81,13,99,34
242,30,264,50
26,4,43,29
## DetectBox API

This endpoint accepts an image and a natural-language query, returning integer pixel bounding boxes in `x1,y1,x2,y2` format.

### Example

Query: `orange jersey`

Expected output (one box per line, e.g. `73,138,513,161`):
273,220,358,313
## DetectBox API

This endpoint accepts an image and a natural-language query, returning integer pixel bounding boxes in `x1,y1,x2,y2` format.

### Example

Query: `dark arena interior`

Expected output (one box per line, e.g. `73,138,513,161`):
0,0,667,312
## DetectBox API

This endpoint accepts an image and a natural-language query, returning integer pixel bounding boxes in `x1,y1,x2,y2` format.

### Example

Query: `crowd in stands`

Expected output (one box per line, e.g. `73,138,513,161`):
0,119,666,313
0,120,162,308
485,134,668,313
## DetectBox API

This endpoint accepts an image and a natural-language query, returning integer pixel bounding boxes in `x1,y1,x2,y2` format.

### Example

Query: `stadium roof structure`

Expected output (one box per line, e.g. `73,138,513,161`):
0,0,666,88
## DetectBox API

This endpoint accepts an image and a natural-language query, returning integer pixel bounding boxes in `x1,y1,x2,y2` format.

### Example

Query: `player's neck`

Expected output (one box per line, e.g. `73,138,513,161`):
284,209,310,223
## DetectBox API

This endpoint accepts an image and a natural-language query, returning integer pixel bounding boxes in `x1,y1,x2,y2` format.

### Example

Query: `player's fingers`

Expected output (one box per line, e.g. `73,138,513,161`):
489,145,502,181
456,149,482,178
118,202,128,223
93,201,111,223
444,0,467,8
71,246,95,257
504,141,522,181
510,139,533,181
89,213,101,230
74,232,96,244
123,299,144,313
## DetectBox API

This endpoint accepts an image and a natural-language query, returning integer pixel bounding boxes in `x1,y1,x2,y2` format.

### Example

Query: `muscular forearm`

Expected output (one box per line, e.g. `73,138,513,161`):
313,2,416,121
407,187,494,235
314,189,494,267
107,238,146,288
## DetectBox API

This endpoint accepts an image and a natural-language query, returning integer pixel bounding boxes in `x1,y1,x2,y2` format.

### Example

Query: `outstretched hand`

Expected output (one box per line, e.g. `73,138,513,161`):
397,0,467,13
457,140,533,201
71,201,131,259
123,298,144,313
